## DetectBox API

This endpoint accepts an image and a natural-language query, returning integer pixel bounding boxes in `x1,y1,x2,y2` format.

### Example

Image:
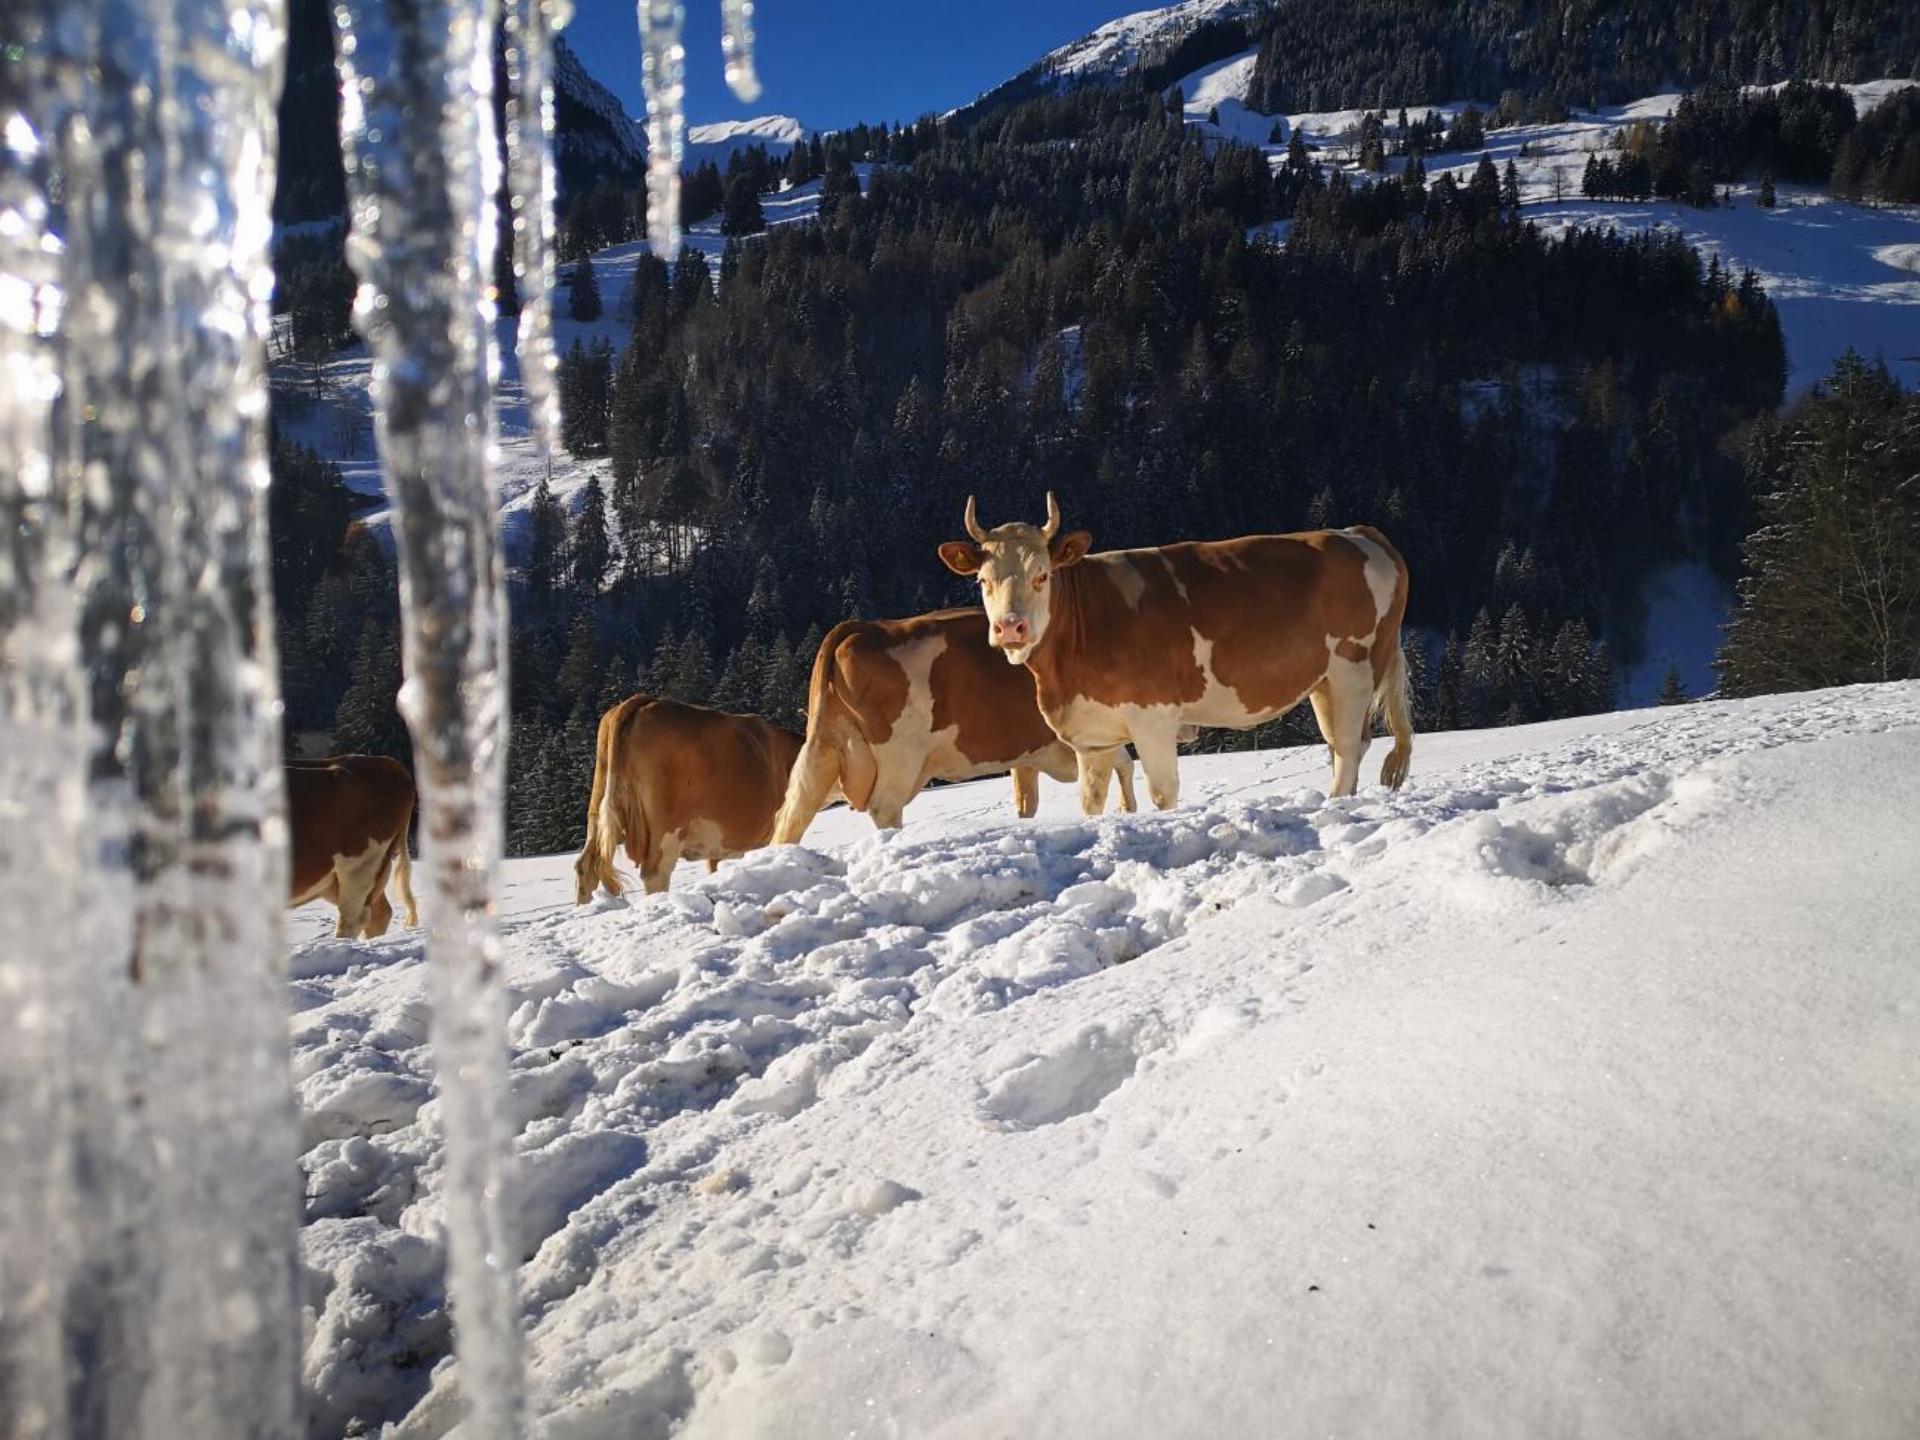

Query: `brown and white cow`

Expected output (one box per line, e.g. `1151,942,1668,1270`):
574,694,810,900
770,608,1136,845
287,755,418,939
938,494,1413,810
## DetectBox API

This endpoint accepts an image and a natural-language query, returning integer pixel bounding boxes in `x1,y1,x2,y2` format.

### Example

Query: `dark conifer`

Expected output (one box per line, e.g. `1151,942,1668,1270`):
721,170,766,236
568,475,612,602
567,255,602,322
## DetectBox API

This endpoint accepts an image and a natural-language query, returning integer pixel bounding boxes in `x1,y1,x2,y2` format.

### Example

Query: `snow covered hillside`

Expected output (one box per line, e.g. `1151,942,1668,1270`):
289,682,1920,1437
1163,58,1920,397
270,169,859,557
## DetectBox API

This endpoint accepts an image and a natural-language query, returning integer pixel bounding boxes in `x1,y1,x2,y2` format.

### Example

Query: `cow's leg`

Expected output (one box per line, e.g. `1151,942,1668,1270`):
1316,660,1376,798
321,872,349,935
391,838,418,925
1308,687,1338,769
359,846,397,938
331,866,372,938
866,767,922,831
364,888,394,939
1076,747,1116,816
1109,748,1137,812
641,834,679,895
1011,765,1040,819
1131,719,1184,810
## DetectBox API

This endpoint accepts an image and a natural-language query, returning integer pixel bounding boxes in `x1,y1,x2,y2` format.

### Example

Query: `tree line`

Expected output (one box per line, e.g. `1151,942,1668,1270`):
1241,0,1918,117
1581,81,1920,205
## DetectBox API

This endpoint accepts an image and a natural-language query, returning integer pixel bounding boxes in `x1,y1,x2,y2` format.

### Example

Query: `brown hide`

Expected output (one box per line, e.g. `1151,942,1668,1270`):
1028,528,1408,726
853,609,1065,764
769,608,1135,844
286,755,417,938
575,695,805,900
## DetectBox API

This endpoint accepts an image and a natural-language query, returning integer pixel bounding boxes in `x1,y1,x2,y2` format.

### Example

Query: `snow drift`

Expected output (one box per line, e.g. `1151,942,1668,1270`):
287,681,1920,1437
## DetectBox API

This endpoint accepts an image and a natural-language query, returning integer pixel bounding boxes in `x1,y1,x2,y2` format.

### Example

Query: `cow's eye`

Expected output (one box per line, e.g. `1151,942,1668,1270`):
1032,574,1048,591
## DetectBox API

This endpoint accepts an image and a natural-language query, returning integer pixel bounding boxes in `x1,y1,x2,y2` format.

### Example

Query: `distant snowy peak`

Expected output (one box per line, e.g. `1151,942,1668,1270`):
687,115,811,167
689,115,809,148
1039,0,1271,83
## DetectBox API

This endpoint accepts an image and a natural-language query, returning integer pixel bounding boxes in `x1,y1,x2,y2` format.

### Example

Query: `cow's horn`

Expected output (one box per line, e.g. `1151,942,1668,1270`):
1041,491,1061,542
964,494,987,542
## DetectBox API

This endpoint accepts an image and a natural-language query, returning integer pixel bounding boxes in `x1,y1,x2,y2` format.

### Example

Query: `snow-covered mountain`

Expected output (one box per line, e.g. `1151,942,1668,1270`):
952,0,1269,121
553,49,807,186
687,114,810,167
1037,0,1271,84
552,35,648,194
291,680,1920,1436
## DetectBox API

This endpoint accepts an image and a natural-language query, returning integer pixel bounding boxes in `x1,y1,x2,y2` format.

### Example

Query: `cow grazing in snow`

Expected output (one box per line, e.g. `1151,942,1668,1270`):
938,494,1413,809
771,608,1136,845
287,755,418,939
575,695,811,900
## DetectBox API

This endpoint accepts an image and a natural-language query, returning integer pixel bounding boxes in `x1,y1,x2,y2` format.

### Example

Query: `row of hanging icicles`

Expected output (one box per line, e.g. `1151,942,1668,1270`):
0,2,761,1438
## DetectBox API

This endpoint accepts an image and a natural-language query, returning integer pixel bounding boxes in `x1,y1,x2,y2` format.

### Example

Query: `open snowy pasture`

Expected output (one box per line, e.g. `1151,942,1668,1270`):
289,682,1920,1437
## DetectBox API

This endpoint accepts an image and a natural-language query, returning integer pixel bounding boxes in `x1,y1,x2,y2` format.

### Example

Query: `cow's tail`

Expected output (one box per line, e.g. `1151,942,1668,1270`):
390,785,418,926
575,699,636,903
1372,641,1414,791
771,623,865,846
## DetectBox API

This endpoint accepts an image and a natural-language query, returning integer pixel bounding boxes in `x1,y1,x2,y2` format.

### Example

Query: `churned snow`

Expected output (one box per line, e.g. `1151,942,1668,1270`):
288,682,1920,1437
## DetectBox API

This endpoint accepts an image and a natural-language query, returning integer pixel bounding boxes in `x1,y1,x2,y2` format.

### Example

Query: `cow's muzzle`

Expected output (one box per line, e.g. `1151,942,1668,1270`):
991,615,1031,647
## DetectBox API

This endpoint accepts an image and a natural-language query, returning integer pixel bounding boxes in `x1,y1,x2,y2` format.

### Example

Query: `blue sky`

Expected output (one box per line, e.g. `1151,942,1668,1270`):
562,1,1135,132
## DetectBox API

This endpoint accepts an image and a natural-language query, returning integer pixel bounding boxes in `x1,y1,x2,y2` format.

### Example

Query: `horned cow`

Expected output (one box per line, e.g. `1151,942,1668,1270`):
574,695,809,900
939,494,1413,809
771,608,1136,846
286,755,418,939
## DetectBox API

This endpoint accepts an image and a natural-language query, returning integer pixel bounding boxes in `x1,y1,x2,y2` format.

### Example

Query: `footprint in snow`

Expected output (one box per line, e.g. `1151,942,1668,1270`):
974,1022,1155,1131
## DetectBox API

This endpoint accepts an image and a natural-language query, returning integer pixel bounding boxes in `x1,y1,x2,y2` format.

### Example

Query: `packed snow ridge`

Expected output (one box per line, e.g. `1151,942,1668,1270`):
290,681,1920,1437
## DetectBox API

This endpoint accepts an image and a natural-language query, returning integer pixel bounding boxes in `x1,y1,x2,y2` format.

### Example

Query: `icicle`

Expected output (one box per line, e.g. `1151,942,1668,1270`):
330,0,526,1433
0,48,89,1440
505,0,571,456
639,0,688,258
720,0,763,104
3,0,299,1435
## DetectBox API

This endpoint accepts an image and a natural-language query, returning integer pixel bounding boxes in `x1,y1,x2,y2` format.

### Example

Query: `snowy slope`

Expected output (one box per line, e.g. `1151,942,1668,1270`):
287,682,1920,1437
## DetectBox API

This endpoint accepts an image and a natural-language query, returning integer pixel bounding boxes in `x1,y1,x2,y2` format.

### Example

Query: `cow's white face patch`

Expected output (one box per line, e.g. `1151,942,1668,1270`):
970,525,1058,664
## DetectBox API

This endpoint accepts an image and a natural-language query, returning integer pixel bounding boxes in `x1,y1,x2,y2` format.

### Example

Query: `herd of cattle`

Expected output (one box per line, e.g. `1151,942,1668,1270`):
292,500,1413,938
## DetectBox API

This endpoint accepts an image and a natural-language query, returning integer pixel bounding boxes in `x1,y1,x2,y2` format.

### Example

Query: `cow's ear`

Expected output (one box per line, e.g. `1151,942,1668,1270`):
1051,530,1092,569
938,541,984,576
